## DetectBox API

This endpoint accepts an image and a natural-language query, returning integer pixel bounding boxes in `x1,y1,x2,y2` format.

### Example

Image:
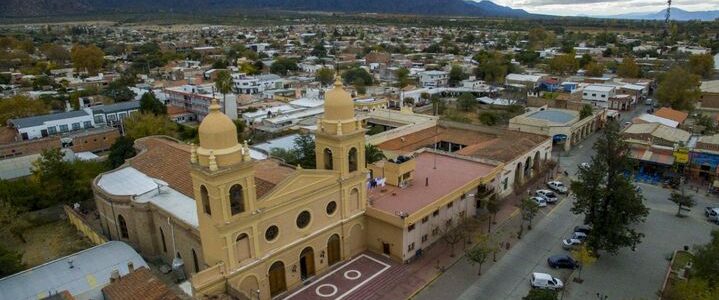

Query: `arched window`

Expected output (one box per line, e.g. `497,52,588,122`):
118,214,128,239
229,184,245,215
200,185,211,215
348,147,358,172
160,227,167,253
236,233,250,262
192,249,199,273
324,148,333,170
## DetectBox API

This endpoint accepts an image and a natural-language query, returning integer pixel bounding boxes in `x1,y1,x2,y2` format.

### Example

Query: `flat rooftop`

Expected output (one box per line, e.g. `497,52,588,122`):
369,152,497,215
527,110,576,125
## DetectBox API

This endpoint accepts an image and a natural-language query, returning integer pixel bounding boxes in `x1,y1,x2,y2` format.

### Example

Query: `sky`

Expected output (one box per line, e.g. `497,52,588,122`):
489,0,719,16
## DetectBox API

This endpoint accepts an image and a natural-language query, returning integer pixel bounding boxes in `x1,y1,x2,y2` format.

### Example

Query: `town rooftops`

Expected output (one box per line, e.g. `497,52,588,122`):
527,109,577,125
623,123,691,144
506,73,542,83
653,107,688,124
700,80,719,93
368,151,498,215
633,113,679,128
0,241,148,300
91,101,140,115
101,267,179,300
8,110,90,128
584,84,616,92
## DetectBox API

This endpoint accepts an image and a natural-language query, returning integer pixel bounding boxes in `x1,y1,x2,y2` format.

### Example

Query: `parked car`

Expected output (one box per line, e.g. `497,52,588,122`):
536,190,559,203
562,238,582,250
579,162,590,170
573,225,592,235
571,232,588,241
547,181,568,194
705,207,719,222
530,272,564,290
531,196,547,207
547,254,579,269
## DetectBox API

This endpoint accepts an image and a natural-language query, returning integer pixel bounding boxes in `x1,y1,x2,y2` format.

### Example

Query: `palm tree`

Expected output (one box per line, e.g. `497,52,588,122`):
214,70,233,109
365,144,386,166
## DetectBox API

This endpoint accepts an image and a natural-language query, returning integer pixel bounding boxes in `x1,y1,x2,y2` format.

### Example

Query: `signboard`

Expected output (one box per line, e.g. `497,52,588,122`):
674,148,689,164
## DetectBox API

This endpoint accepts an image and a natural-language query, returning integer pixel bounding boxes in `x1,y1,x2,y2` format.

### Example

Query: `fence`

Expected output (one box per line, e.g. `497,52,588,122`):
64,205,107,245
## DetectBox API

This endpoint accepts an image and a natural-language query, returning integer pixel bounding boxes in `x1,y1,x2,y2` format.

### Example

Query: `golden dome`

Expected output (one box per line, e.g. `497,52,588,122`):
323,78,355,121
198,99,238,150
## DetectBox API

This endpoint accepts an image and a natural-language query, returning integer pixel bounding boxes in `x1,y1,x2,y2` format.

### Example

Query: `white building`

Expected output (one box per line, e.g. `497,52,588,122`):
418,70,449,88
677,46,711,55
8,110,95,140
231,73,282,94
582,85,617,107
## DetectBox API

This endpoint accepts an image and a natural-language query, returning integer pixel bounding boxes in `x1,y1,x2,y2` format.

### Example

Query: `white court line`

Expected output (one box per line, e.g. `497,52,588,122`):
284,254,391,300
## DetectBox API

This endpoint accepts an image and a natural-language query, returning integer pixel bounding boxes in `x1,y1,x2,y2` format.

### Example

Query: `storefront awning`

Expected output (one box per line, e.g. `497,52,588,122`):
630,147,675,166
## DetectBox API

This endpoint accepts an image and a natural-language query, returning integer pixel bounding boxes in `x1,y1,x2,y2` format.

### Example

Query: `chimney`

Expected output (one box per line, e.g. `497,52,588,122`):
110,268,120,283
127,261,134,273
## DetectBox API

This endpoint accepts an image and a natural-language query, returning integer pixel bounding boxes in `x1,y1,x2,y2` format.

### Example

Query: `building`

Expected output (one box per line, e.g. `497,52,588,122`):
0,241,148,300
699,80,719,111
505,73,543,89
582,85,616,107
8,110,95,141
653,107,688,126
165,84,238,120
418,70,448,88
509,107,605,151
232,73,282,95
690,134,719,182
101,267,180,300
622,123,691,148
90,101,141,127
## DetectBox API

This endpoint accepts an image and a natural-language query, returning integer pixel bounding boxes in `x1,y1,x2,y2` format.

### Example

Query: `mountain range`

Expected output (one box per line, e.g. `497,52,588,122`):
0,0,531,18
604,8,719,21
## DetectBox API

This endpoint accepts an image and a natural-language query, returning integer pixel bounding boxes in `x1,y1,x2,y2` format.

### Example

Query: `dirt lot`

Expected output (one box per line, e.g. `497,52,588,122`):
0,219,93,268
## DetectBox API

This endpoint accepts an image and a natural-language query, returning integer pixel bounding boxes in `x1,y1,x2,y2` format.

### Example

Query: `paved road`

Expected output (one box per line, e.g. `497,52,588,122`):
415,103,719,299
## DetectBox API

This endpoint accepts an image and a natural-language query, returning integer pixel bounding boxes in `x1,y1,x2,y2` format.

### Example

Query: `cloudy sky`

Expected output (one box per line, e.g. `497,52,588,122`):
490,0,719,16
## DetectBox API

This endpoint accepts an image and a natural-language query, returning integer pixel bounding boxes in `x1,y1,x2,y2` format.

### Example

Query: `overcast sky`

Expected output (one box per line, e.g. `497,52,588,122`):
489,0,719,16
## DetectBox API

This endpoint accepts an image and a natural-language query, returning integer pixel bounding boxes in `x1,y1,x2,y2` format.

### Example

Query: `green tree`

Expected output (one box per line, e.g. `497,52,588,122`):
40,43,70,64
448,65,467,87
656,67,701,111
139,92,166,115
431,96,447,115
666,278,719,300
70,44,105,75
474,51,509,84
107,136,136,169
102,80,136,102
693,230,719,285
0,246,24,277
342,67,373,87
520,197,540,232
523,289,558,300
516,50,540,67
584,62,605,77
580,104,593,119
578,54,593,68
315,67,335,86
466,236,493,276
311,43,327,57
365,144,386,165
571,121,649,255
270,134,316,169
395,67,411,88
548,53,578,76
617,56,640,78
457,93,477,112
669,186,695,217
270,57,299,76
215,70,233,107
478,111,500,126
688,54,715,79
124,113,178,140
485,195,500,233
0,95,49,125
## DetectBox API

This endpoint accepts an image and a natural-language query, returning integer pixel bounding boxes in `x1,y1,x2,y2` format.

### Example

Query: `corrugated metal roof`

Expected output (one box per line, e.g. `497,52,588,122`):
0,241,148,300
91,101,140,114
8,110,90,129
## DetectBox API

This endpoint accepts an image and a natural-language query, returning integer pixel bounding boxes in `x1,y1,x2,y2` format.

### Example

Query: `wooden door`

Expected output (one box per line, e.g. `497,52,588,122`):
268,261,286,297
327,235,341,266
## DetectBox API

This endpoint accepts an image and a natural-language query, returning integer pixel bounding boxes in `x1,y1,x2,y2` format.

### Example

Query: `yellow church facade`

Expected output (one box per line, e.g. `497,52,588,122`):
190,80,369,299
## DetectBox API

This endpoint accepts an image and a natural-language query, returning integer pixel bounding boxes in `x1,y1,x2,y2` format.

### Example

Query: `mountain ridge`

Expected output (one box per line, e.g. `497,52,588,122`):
604,7,719,21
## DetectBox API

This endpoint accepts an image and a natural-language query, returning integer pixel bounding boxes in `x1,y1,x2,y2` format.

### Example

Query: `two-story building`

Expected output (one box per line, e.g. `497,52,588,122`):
418,70,448,88
582,85,616,107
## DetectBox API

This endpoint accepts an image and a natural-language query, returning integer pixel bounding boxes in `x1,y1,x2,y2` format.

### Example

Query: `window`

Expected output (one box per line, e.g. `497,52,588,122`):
59,124,69,132
459,211,466,218
408,224,415,232
296,211,311,229
408,242,415,252
502,178,508,190
94,115,105,124
192,249,199,273
119,112,127,119
47,126,57,135
83,121,92,128
108,114,117,121
447,201,453,208
323,148,333,170
265,225,279,241
200,185,211,215
421,216,429,223
433,210,439,217
326,201,337,215
348,147,358,172
601,94,606,98
229,184,245,215
432,227,439,236
460,193,466,199
71,122,80,130
422,234,428,243
445,219,453,226
118,214,129,239
160,228,167,253
592,93,596,97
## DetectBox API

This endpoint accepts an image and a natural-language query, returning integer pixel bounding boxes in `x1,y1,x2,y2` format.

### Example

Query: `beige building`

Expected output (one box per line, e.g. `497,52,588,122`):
509,107,606,151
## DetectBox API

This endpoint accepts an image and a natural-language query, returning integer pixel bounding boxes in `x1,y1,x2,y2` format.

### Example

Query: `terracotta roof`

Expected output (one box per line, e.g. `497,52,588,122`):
377,126,495,153
130,137,194,197
101,267,180,300
254,159,295,199
166,106,189,116
653,107,688,124
456,130,549,163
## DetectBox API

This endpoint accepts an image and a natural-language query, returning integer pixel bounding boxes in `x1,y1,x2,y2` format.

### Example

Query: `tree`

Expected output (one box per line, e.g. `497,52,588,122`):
448,65,467,87
578,54,593,68
478,111,500,126
457,93,477,112
311,43,327,57
466,236,493,276
365,144,386,165
548,53,578,76
579,104,593,120
516,50,540,67
215,70,233,111
270,134,316,169
107,136,136,169
523,289,558,300
584,62,605,77
656,67,701,111
234,119,246,141
0,246,24,277
395,67,411,88
571,244,596,282
315,67,335,86
139,92,166,115
270,57,299,76
693,230,719,286
123,113,178,140
431,96,447,115
70,44,105,75
617,56,640,78
40,43,70,64
102,80,136,102
666,278,719,300
342,67,373,87
0,95,49,124
669,186,695,217
688,54,715,79
571,121,649,255
519,197,540,233
486,195,500,233
474,51,509,84
441,217,469,258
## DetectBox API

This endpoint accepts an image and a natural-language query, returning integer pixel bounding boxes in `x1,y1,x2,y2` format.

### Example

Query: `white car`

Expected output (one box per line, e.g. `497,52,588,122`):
547,181,568,194
531,196,547,207
579,162,590,170
562,238,582,250
535,190,559,203
530,272,564,290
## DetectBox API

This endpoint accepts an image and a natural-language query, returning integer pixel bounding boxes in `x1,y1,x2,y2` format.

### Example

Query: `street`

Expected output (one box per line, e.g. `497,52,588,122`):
414,104,719,300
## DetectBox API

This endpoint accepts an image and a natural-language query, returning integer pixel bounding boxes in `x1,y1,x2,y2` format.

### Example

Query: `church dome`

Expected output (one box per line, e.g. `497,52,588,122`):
198,100,238,150
324,78,355,121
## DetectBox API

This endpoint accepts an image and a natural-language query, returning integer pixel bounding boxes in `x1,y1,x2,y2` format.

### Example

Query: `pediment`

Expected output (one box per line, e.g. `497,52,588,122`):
257,170,338,205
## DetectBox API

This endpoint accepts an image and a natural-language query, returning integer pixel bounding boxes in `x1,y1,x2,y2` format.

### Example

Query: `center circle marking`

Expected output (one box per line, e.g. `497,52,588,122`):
315,284,338,297
344,270,362,280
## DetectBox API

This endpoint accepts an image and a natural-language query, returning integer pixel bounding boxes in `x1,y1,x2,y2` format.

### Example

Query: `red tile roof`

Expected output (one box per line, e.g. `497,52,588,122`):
101,267,180,300
653,107,688,124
